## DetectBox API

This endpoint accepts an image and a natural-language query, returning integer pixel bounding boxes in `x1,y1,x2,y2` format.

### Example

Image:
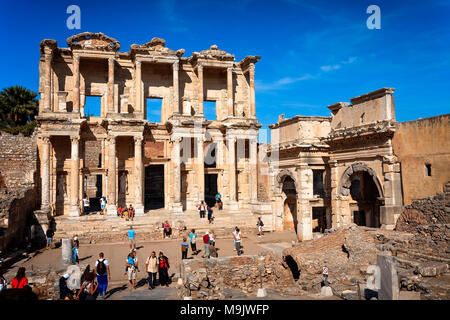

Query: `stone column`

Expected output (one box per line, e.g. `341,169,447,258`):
41,137,51,211
134,136,145,215
44,52,53,112
173,61,180,115
296,164,313,241
197,64,204,115
73,55,80,113
227,66,233,117
107,57,115,115
329,160,340,229
381,155,403,229
227,135,239,211
171,137,183,213
62,238,73,265
106,136,117,215
135,60,142,116
249,138,258,203
69,136,80,217
196,136,205,202
249,63,256,117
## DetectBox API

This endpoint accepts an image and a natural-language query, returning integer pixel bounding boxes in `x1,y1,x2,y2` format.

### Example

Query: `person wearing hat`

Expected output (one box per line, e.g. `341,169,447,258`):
59,273,73,300
202,232,210,258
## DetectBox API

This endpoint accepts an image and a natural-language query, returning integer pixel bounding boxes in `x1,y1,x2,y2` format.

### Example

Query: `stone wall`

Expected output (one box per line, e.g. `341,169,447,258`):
393,114,450,205
179,252,295,299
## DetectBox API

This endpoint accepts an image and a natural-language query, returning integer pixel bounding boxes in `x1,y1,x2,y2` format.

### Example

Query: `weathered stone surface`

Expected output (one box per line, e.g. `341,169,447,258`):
377,254,399,300
415,262,448,277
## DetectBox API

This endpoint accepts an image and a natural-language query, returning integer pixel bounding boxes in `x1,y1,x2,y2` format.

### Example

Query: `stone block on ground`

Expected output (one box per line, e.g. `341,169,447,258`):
415,262,448,277
378,254,399,300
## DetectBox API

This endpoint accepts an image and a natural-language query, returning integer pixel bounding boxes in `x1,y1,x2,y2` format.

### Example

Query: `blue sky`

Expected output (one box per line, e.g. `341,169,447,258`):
1,0,449,137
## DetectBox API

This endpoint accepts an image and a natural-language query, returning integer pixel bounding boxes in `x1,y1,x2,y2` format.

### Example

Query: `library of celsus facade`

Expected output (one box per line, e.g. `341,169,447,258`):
36,32,261,217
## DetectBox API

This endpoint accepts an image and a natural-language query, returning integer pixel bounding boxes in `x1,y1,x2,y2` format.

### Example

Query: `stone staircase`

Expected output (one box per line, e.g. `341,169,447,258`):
52,209,260,244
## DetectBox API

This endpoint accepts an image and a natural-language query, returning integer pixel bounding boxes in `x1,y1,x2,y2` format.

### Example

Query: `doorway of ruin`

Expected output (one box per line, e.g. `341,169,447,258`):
144,164,165,210
83,174,103,212
282,176,298,232
349,171,381,227
204,173,218,208
312,207,327,233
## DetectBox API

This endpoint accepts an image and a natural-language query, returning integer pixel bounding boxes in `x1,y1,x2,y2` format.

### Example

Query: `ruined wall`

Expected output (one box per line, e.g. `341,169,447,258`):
393,114,450,205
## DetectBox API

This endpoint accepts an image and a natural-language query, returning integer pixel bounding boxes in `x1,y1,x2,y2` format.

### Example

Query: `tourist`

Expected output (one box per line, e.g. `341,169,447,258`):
198,201,206,218
257,217,264,237
207,206,214,224
118,206,123,217
323,265,329,286
209,231,218,258
189,229,198,255
128,204,135,221
76,272,98,300
127,226,136,250
94,252,110,299
0,273,7,292
209,230,216,246
100,196,107,215
163,221,171,238
59,273,73,300
202,232,210,258
72,234,79,249
11,267,28,289
145,251,158,289
215,192,222,210
83,195,90,215
234,227,242,256
232,227,238,251
158,252,170,287
181,237,189,260
126,250,139,291
123,205,129,221
72,245,79,264
46,228,54,249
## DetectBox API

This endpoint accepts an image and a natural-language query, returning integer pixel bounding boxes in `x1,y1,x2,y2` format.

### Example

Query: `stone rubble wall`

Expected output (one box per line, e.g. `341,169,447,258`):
178,252,295,299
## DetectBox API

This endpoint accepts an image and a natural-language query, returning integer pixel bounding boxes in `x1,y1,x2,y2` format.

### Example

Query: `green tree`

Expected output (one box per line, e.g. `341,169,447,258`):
0,86,38,135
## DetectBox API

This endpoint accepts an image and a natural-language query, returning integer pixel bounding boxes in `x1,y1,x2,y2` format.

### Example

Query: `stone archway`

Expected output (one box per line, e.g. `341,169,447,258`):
338,163,384,228
276,172,298,233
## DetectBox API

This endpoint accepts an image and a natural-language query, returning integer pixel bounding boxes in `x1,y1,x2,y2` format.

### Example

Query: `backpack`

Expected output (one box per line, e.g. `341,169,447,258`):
97,259,107,275
260,221,264,226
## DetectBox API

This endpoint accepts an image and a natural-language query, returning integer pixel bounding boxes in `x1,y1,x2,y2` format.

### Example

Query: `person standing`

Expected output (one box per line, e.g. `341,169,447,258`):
189,229,198,255
234,227,242,256
59,273,73,300
181,238,189,260
128,204,135,221
215,193,222,210
256,217,264,237
158,252,170,287
145,251,158,290
72,234,80,264
127,226,136,250
198,201,206,218
163,221,171,238
100,196,107,215
11,267,28,289
83,196,90,215
46,228,54,249
76,272,98,300
207,206,214,224
126,250,138,291
209,231,217,258
94,252,110,299
202,232,210,258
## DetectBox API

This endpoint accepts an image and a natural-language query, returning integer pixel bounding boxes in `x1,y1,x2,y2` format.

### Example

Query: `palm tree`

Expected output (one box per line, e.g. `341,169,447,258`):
0,86,38,126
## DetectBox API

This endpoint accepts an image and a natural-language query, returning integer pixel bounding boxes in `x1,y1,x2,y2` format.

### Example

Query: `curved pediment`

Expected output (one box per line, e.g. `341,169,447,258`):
67,32,120,52
130,37,185,57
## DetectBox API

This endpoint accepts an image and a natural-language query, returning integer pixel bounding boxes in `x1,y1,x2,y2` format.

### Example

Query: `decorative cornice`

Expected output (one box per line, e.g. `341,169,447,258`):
67,32,120,52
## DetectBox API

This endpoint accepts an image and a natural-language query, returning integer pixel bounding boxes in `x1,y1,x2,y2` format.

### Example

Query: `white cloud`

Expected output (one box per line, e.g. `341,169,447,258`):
320,64,341,72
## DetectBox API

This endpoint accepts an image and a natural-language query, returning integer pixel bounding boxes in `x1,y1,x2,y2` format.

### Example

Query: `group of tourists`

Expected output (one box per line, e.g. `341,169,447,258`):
117,204,135,221
0,267,40,299
198,201,215,224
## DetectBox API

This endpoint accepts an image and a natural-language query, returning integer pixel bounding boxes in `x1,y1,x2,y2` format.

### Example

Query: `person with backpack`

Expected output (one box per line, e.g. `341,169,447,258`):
76,272,98,300
158,252,170,287
198,201,206,218
215,193,222,210
94,252,110,299
188,229,198,255
257,217,264,237
207,206,214,224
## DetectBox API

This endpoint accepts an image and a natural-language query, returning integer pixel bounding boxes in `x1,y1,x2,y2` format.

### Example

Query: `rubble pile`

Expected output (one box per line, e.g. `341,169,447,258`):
177,252,296,300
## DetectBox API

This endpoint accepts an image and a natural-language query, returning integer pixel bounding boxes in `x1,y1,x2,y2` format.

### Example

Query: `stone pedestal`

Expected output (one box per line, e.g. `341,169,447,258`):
256,287,267,298
321,286,333,297
377,254,399,300
134,204,145,216
171,202,183,214
227,200,239,212
66,265,81,290
62,238,73,265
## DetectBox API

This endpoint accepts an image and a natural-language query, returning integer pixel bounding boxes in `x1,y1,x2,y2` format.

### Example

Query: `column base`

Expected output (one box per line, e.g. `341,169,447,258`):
227,200,239,212
106,204,118,216
69,206,81,217
135,204,145,216
170,202,183,214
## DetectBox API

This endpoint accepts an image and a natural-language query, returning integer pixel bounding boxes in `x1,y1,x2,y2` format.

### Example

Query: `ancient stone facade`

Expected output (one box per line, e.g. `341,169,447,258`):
268,88,449,241
36,32,261,217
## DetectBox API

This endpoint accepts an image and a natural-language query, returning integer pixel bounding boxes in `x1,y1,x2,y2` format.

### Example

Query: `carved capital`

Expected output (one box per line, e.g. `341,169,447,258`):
42,136,51,144
70,136,79,144
173,61,179,71
135,60,142,68
134,136,143,144
73,54,80,64
107,136,116,144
